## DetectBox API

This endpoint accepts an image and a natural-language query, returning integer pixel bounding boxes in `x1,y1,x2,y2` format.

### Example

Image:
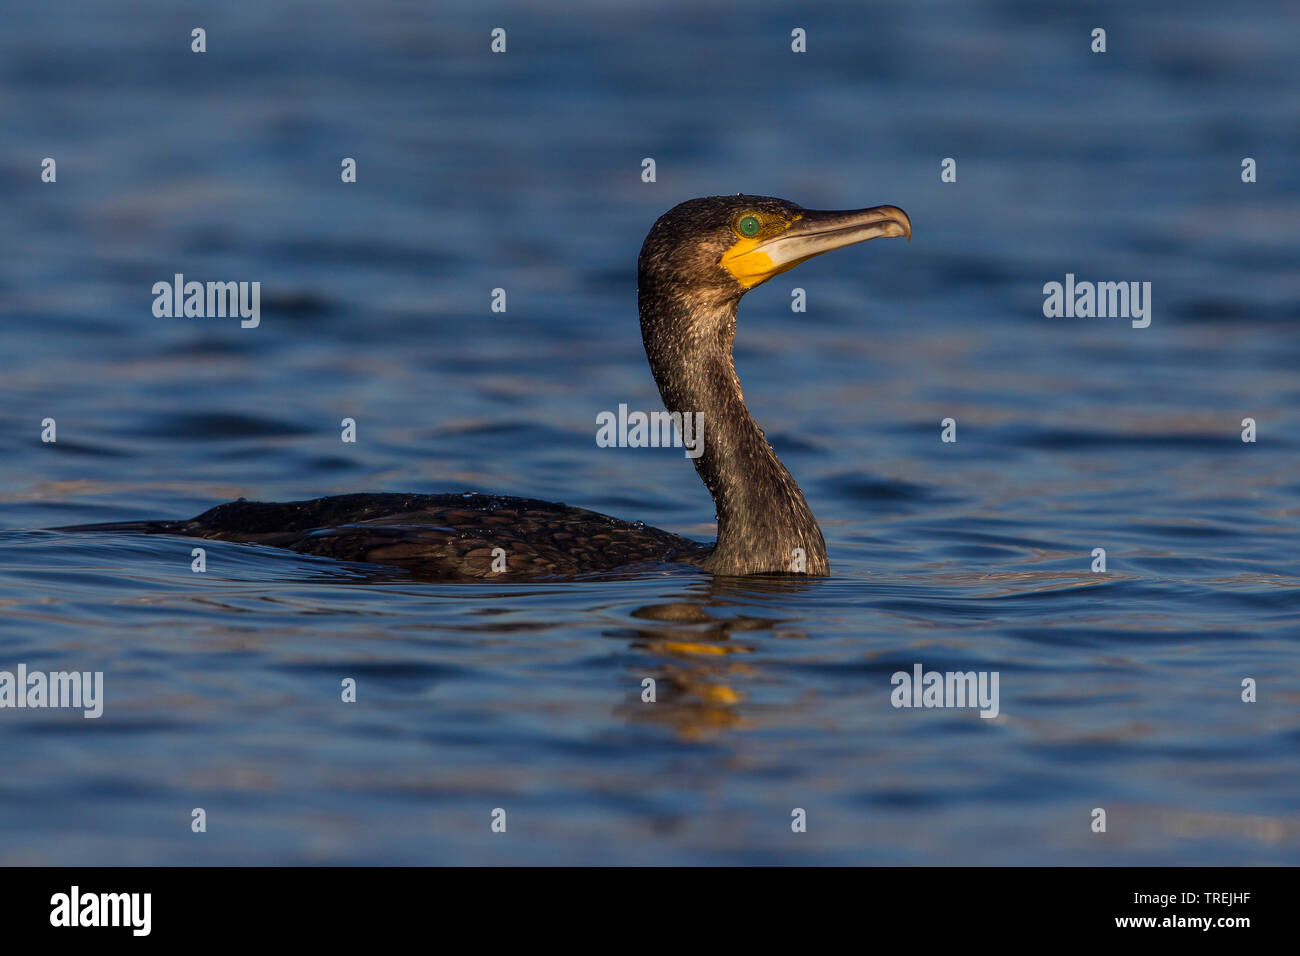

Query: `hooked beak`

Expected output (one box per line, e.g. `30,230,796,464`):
721,205,911,288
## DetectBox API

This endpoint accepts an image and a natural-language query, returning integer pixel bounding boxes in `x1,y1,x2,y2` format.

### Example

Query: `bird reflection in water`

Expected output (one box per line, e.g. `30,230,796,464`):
610,575,824,741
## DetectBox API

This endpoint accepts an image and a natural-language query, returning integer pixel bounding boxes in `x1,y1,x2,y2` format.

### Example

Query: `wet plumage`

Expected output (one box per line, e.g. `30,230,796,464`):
58,195,910,579
84,493,705,578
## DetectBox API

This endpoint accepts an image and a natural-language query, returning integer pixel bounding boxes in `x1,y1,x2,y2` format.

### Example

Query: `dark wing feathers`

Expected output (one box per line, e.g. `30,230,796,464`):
118,493,707,579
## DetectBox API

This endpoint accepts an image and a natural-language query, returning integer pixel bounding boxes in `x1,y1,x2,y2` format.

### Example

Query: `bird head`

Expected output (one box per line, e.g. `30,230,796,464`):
638,194,911,306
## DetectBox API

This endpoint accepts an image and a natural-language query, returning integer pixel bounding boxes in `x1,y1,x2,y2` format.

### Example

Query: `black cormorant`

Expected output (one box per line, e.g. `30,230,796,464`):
60,196,910,578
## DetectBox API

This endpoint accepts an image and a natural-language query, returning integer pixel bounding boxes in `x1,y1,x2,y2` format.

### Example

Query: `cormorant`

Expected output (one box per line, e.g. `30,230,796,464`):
59,196,910,578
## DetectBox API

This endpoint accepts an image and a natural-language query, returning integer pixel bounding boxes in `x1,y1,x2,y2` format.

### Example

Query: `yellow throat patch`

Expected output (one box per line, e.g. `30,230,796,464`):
720,213,805,288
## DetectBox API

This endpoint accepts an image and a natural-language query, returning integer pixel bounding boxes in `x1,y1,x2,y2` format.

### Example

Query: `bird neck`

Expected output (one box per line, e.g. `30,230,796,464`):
638,289,828,575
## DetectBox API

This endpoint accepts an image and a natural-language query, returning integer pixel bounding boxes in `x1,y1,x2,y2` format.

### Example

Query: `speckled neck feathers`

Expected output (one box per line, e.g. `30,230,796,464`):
637,253,828,576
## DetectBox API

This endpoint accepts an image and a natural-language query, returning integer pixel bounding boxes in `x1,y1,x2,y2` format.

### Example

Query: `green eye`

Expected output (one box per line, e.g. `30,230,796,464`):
737,215,760,237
